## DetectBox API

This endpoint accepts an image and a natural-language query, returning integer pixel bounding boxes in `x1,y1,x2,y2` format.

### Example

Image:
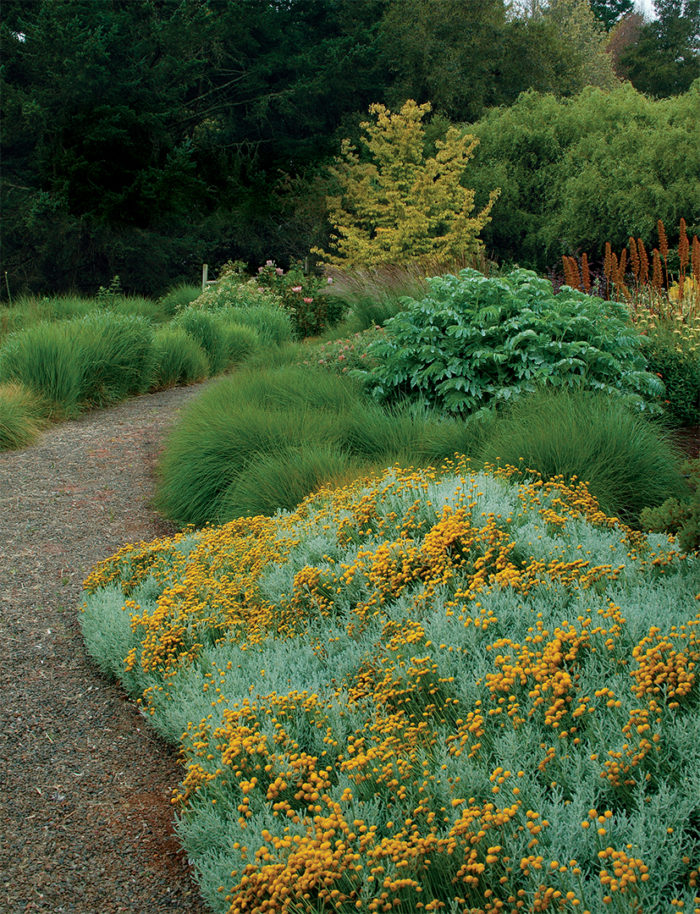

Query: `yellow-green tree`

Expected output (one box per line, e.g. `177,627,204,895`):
314,100,499,268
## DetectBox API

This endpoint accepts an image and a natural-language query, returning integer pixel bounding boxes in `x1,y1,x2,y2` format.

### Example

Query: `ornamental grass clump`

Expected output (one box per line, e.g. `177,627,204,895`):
154,366,486,527
74,311,155,406
159,282,201,315
172,309,232,375
218,305,293,347
364,268,662,416
0,321,83,416
82,461,700,914
0,382,49,450
154,368,355,527
150,326,210,390
478,388,688,523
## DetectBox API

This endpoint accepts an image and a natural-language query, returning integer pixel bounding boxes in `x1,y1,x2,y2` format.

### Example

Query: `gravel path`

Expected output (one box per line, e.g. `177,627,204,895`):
0,385,211,913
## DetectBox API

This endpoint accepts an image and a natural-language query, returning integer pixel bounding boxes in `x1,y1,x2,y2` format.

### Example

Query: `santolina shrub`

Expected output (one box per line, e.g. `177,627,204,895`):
364,268,663,415
81,462,700,914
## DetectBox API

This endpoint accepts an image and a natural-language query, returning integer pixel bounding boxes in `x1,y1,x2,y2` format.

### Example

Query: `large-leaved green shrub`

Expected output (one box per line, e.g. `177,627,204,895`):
365,268,662,414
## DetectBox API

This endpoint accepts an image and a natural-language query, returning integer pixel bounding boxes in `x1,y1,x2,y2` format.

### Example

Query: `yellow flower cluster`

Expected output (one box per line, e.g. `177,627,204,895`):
631,625,699,708
598,846,649,904
83,460,700,913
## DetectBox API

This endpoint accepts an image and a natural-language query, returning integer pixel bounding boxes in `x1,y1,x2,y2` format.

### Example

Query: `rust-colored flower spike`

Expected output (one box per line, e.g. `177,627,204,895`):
657,219,669,262
618,247,627,278
652,248,663,291
628,237,640,281
610,251,620,288
637,238,649,285
581,252,591,292
562,255,574,288
692,235,700,283
678,218,689,275
570,256,582,291
604,241,612,278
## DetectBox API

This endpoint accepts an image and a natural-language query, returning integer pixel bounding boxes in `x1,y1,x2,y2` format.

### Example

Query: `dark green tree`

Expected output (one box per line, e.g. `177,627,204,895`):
620,0,700,95
378,0,509,122
0,0,390,294
589,0,634,30
496,0,619,103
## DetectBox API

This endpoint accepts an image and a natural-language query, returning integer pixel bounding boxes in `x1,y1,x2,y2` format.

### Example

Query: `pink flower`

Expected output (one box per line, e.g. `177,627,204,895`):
275,267,284,275
257,266,264,273
303,297,313,304
291,285,302,293
327,277,334,284
266,259,273,266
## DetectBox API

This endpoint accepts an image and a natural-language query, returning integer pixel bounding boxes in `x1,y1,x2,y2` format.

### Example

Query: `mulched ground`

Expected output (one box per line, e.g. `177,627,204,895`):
0,384,211,913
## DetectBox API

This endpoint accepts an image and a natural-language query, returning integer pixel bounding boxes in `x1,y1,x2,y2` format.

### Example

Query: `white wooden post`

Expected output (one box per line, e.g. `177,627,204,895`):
202,263,209,292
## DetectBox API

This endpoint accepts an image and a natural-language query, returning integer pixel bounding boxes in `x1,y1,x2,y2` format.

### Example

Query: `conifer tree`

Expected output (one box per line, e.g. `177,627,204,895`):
314,100,499,269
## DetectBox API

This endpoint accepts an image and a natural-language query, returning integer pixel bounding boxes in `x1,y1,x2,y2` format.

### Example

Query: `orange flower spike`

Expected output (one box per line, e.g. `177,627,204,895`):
692,235,700,283
658,219,669,262
628,237,640,281
581,252,591,293
562,256,573,288
679,217,689,275
637,237,649,285
603,242,613,295
618,247,627,279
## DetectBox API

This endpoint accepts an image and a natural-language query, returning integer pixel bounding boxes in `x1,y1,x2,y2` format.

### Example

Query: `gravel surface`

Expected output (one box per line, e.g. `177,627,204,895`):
0,384,211,913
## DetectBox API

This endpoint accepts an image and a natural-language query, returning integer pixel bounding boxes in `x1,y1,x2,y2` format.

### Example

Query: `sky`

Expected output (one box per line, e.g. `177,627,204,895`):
634,0,656,17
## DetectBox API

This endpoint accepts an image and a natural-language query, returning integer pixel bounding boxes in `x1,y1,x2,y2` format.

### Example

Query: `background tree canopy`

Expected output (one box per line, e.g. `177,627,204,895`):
1,0,698,294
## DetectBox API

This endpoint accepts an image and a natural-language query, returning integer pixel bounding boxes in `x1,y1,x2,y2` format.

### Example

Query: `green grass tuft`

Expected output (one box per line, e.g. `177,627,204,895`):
477,388,688,522
0,322,84,416
217,304,293,347
172,309,230,374
75,312,155,407
155,389,344,526
159,283,202,316
0,382,50,450
221,323,261,366
0,311,156,415
150,326,210,390
217,443,355,520
154,366,495,527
